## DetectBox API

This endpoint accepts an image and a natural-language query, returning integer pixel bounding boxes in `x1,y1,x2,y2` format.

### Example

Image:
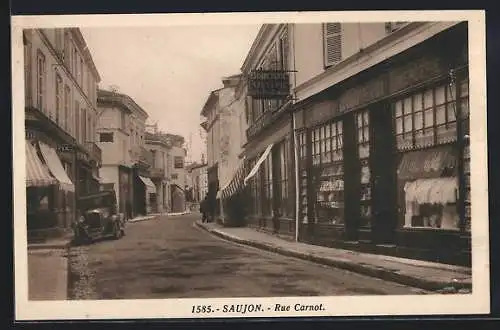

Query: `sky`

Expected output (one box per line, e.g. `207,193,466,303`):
80,25,261,163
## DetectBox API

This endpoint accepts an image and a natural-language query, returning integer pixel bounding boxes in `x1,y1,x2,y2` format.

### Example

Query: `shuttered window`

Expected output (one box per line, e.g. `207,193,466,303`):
323,23,342,67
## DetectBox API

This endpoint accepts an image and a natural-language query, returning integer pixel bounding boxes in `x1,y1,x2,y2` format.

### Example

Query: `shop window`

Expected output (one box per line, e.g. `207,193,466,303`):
297,130,308,223
313,120,344,225
356,110,371,227
393,83,458,151
276,137,292,218
397,146,459,230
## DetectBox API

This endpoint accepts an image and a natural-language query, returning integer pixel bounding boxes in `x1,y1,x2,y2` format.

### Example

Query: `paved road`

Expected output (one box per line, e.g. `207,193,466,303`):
68,214,427,299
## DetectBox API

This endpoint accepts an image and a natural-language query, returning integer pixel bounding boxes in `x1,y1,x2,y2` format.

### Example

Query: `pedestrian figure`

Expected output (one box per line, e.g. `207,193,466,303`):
200,196,208,223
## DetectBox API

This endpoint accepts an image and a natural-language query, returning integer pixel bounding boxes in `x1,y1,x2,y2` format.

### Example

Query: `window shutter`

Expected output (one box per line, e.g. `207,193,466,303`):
323,23,342,67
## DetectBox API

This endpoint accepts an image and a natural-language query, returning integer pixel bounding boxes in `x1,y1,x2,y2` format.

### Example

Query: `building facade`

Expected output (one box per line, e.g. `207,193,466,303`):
145,129,172,213
24,28,101,241
187,162,208,203
167,134,187,213
96,89,156,218
237,21,471,266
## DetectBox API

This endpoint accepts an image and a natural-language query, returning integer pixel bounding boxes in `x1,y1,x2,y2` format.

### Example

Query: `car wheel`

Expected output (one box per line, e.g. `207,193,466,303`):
113,223,123,239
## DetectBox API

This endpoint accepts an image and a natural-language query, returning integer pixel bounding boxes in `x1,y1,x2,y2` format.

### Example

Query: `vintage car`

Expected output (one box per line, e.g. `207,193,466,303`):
73,189,126,244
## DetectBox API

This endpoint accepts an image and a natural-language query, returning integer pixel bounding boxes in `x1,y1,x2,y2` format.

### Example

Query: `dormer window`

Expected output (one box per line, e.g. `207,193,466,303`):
323,23,342,68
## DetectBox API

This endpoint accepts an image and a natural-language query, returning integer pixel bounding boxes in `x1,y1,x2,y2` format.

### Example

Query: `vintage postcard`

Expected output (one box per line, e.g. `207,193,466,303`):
12,10,489,320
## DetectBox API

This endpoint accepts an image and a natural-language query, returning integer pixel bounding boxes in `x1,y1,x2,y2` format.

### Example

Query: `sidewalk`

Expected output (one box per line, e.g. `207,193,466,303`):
195,221,472,293
28,237,71,300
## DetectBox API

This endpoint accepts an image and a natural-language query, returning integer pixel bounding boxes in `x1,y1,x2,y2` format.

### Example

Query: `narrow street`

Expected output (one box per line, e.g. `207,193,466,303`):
68,213,426,299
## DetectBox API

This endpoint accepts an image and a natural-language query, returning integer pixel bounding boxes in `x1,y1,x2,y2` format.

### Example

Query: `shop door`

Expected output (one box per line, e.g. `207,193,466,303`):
370,103,398,244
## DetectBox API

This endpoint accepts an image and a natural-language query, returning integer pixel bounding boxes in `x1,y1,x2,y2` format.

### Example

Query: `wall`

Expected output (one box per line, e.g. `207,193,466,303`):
292,24,325,88
169,145,186,189
96,106,129,165
292,23,388,90
25,29,99,145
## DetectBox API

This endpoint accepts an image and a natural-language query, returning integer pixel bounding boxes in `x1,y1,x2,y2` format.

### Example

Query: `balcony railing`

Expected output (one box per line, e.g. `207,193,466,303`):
85,142,102,166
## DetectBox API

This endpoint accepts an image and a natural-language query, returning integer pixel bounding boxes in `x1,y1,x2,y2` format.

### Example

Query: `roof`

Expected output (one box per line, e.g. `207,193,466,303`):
97,89,149,118
200,89,221,117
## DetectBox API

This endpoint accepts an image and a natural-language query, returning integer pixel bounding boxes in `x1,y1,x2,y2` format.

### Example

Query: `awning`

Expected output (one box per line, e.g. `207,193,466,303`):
397,145,457,181
38,142,75,192
218,160,247,200
25,140,57,188
139,175,156,193
404,177,457,204
243,143,273,186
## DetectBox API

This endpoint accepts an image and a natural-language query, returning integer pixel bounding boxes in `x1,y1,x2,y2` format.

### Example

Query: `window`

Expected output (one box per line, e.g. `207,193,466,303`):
151,150,157,167
55,29,64,56
73,48,78,78
313,120,344,224
171,173,178,180
121,112,126,130
24,37,32,105
74,101,80,142
323,23,342,67
356,110,371,227
80,58,84,86
36,50,45,112
64,85,71,132
393,83,457,151
277,137,292,218
174,156,184,168
55,73,62,125
81,108,87,143
64,31,71,68
278,28,289,71
99,132,114,142
297,130,308,223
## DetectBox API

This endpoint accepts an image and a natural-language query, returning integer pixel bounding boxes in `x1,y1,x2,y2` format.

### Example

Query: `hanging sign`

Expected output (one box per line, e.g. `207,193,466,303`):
247,69,290,99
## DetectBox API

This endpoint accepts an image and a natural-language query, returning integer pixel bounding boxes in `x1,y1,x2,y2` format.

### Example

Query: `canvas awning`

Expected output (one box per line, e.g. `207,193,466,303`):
217,160,246,200
139,175,156,193
38,142,75,192
243,143,273,186
397,145,457,181
25,140,57,188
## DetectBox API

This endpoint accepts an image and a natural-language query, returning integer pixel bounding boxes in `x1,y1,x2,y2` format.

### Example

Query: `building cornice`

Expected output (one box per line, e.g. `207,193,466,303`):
294,21,461,103
69,28,102,82
241,24,286,73
97,89,149,119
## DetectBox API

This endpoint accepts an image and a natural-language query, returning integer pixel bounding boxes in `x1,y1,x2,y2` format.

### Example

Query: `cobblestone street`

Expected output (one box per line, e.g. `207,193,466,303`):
68,214,428,299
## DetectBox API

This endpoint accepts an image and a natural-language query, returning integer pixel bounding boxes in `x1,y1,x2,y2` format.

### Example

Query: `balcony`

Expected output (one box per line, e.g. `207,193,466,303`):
149,167,165,179
85,142,102,166
246,98,292,140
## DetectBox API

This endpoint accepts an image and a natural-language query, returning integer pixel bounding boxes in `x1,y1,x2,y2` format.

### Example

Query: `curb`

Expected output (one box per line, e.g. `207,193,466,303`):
28,241,71,251
128,216,158,223
195,222,472,293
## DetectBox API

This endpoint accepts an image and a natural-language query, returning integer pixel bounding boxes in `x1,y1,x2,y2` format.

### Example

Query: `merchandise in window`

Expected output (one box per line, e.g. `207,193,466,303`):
356,110,371,227
297,130,308,223
313,121,344,225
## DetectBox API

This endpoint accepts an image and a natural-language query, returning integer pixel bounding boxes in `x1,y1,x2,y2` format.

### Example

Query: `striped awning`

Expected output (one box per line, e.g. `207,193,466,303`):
38,141,75,192
139,175,157,194
244,143,273,186
25,140,57,188
218,160,247,200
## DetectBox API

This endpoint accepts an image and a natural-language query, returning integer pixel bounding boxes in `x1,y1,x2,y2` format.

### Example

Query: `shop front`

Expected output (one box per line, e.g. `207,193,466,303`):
25,109,77,241
293,22,470,265
244,113,295,238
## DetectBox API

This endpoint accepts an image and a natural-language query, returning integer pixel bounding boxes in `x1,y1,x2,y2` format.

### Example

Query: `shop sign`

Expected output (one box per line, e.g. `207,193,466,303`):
339,77,386,114
305,100,339,127
247,69,290,99
388,55,444,94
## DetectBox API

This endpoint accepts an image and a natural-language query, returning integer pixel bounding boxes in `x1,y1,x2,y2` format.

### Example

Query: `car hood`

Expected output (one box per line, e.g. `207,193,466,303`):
84,208,110,217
